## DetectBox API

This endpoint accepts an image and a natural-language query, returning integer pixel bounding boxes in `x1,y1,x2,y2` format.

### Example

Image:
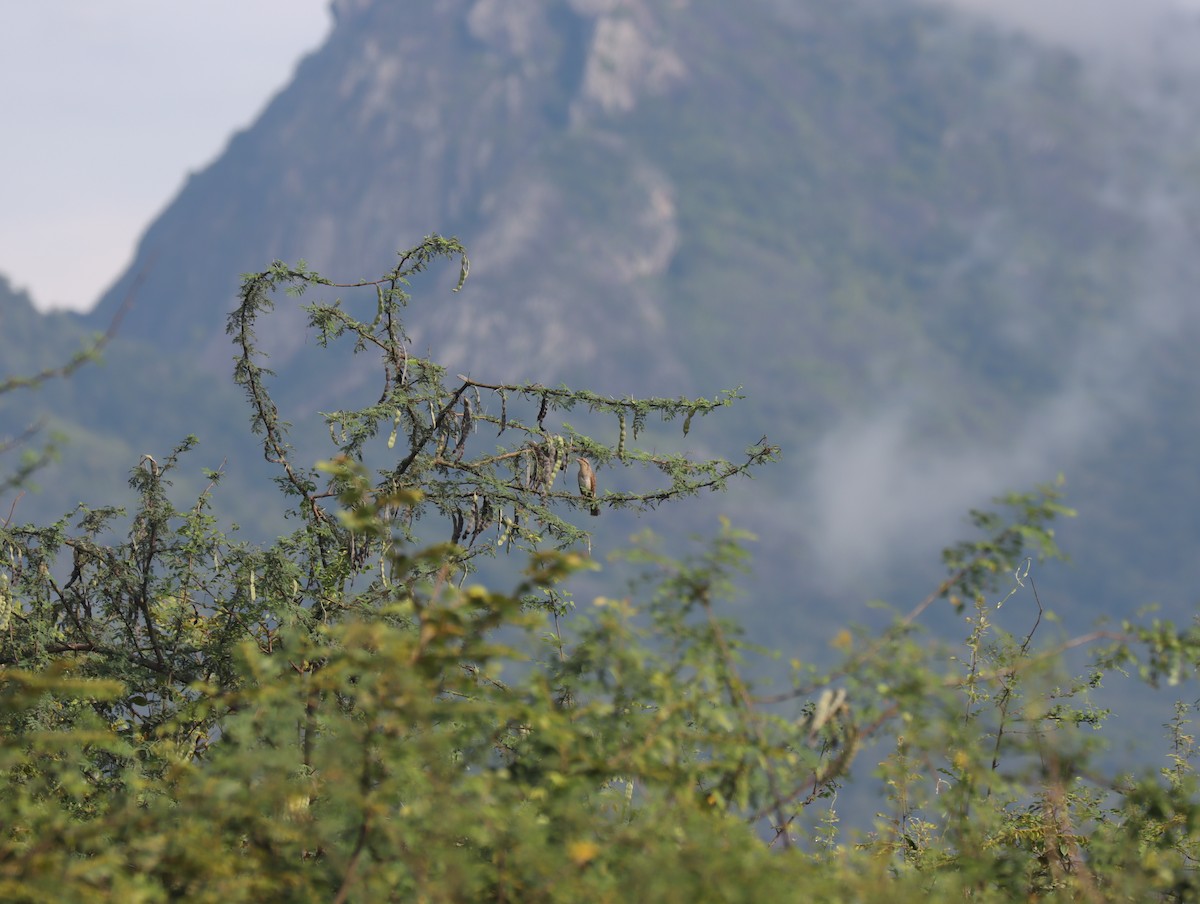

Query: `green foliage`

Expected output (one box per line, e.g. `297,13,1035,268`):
3,243,1200,900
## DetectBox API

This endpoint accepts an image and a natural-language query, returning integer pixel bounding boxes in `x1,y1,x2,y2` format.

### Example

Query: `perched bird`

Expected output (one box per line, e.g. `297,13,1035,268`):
576,456,600,516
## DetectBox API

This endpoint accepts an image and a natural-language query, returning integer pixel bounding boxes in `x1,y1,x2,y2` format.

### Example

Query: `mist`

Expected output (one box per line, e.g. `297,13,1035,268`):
930,0,1200,64
801,185,1200,589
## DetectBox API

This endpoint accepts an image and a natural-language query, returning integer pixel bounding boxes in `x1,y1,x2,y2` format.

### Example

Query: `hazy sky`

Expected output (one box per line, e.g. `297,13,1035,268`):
1,1,331,311
3,0,1199,312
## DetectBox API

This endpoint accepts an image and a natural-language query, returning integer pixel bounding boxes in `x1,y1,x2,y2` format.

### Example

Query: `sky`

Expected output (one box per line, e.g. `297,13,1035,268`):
3,0,1199,313
0,1,332,312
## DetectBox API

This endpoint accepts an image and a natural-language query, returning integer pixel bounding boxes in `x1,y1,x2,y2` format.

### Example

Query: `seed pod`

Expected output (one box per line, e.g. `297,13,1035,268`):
473,497,492,543
537,395,549,429
453,399,471,460
387,409,402,450
618,412,627,461
455,252,470,291
545,437,563,491
0,575,11,632
498,391,508,436
808,688,848,739
809,692,831,737
373,284,385,327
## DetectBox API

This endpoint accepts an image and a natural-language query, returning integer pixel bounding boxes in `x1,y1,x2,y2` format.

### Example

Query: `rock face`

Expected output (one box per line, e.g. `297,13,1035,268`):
86,0,1158,413
87,0,693,397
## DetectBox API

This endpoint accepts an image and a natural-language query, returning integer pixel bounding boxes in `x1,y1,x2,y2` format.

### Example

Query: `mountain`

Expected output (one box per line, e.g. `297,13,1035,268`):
4,0,1200,668
85,0,690,395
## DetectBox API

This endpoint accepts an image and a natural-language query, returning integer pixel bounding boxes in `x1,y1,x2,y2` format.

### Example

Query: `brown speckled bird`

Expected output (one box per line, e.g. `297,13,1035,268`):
576,456,599,516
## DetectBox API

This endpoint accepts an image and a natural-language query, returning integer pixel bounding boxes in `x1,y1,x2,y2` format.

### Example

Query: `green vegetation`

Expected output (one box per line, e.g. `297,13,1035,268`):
3,244,1200,901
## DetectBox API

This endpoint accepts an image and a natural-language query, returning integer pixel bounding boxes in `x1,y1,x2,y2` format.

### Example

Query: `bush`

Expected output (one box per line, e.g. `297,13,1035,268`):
1,242,1198,901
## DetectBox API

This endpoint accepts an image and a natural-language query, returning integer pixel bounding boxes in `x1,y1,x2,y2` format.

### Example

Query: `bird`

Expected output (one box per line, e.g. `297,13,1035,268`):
576,456,600,516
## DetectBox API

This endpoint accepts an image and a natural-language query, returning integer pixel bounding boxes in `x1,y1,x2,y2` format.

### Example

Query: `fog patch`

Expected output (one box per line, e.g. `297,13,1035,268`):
802,189,1196,588
928,0,1200,67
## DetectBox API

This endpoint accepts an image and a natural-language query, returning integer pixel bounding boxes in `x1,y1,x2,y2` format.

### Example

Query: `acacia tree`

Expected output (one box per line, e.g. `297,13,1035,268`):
0,236,775,780
230,235,775,601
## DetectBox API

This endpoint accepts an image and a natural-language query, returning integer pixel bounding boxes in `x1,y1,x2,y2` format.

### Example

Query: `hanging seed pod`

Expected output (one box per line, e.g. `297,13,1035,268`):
453,399,471,460
469,492,480,540
407,405,421,449
461,396,473,437
0,575,11,632
537,394,549,430
807,688,848,740
535,444,550,496
470,498,491,546
545,438,563,491
468,499,479,542
682,408,694,437
387,409,402,449
496,513,513,548
372,284,385,328
455,252,470,291
451,509,464,545
617,412,627,461
498,390,508,436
